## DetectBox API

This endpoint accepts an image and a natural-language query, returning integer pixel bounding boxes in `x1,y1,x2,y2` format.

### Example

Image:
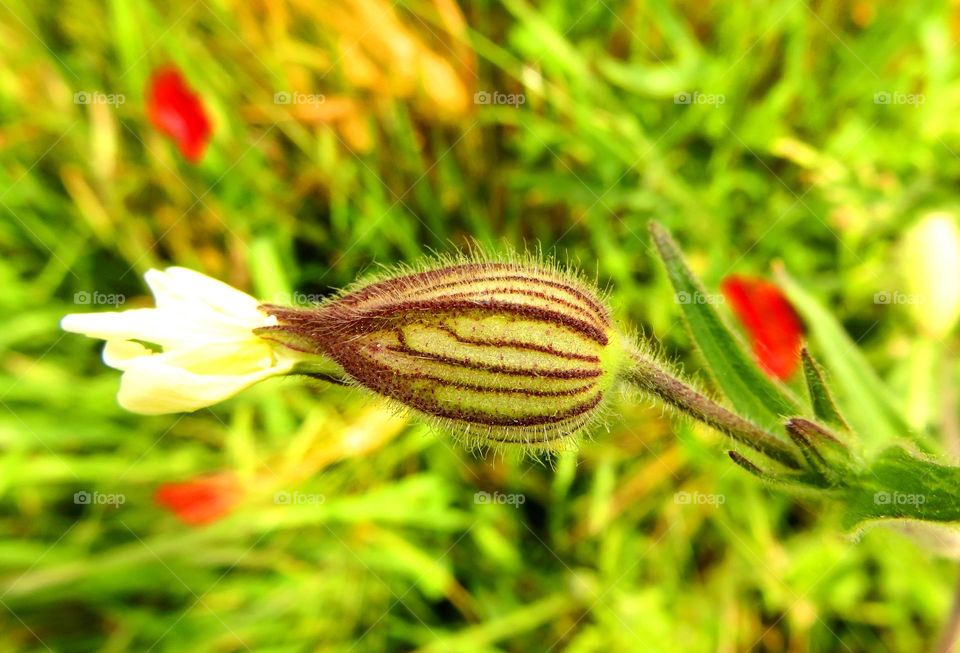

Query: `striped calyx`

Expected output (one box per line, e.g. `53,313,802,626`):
258,260,629,450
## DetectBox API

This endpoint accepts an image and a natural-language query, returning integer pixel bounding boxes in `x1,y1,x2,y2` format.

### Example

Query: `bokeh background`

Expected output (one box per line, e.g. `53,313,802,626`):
2,1,960,651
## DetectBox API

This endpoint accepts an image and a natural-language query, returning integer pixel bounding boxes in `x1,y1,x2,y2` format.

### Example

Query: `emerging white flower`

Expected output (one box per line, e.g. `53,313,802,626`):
902,211,960,339
62,267,301,414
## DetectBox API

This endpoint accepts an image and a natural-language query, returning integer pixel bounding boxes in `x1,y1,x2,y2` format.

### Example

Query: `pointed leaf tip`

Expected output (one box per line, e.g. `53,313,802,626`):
800,348,850,429
648,223,801,430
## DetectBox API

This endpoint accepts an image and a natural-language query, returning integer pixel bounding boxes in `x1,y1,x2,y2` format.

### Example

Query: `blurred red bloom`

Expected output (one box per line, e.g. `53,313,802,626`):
146,67,212,163
720,275,804,380
155,473,241,526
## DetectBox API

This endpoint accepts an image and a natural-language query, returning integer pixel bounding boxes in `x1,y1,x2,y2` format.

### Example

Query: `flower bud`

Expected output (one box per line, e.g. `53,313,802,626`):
902,211,960,339
258,260,630,450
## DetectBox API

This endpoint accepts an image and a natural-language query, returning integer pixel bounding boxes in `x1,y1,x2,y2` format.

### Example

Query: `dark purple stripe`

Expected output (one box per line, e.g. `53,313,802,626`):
410,390,605,428
392,330,601,379
436,324,599,363
400,271,610,322
478,414,595,444
383,367,598,398
333,263,515,307
424,286,607,333
334,263,609,320
362,299,609,346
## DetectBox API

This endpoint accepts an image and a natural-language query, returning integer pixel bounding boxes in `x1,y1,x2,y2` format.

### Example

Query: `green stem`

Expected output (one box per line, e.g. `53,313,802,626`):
625,353,801,469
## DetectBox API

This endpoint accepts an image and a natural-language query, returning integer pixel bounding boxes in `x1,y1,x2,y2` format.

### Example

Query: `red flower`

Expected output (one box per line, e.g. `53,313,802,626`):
146,67,212,163
720,275,804,380
155,473,241,526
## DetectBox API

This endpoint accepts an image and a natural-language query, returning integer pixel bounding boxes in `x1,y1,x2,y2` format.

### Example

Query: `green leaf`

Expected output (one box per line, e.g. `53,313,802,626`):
841,446,960,529
776,267,913,450
800,349,850,430
649,223,801,430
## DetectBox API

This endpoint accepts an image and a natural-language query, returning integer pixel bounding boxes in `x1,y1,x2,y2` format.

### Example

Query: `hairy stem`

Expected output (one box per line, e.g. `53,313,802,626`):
625,353,801,469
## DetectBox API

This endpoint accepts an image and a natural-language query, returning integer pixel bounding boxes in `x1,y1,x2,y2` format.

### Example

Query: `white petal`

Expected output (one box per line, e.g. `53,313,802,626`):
62,309,253,349
100,337,298,413
102,339,154,371
155,340,277,375
115,360,282,414
145,267,262,320
63,310,177,343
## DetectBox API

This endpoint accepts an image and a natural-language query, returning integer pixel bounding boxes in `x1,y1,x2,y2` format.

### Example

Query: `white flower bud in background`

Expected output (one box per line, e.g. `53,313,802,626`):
902,211,960,339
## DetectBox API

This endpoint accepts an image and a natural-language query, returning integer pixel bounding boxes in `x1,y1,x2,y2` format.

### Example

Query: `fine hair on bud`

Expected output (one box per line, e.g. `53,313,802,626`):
257,249,633,453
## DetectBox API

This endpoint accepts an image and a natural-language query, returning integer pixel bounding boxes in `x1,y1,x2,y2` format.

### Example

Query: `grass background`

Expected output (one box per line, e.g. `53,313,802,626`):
2,0,959,651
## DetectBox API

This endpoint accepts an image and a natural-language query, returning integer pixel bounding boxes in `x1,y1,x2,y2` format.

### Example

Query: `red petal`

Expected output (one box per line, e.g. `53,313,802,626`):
720,275,804,380
155,474,240,526
146,66,212,163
